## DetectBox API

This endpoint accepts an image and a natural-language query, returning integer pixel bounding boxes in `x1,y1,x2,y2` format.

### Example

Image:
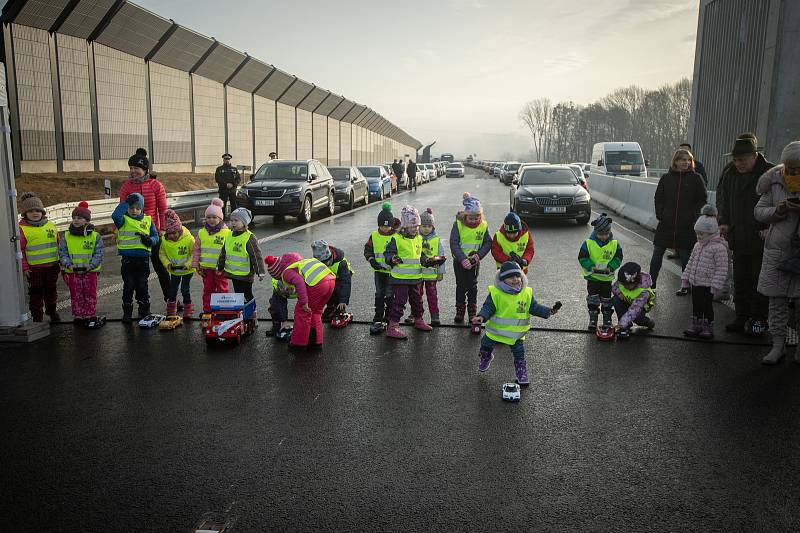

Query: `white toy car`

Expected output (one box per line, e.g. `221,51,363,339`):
502,382,521,402
138,314,166,328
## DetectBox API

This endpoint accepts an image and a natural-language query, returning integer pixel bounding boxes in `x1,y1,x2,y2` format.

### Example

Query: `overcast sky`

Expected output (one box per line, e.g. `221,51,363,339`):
138,0,699,159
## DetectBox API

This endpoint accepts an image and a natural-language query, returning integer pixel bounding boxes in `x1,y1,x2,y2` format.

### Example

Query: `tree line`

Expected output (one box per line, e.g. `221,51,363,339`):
518,78,692,168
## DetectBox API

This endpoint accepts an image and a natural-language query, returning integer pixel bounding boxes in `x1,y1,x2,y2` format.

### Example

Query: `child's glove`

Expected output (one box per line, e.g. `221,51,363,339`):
469,253,481,266
390,256,402,266
510,252,528,268
368,258,382,270
138,233,153,247
550,301,562,314
461,258,472,270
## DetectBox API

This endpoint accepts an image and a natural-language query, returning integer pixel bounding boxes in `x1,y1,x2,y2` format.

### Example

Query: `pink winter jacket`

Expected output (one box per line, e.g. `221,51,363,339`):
681,234,729,291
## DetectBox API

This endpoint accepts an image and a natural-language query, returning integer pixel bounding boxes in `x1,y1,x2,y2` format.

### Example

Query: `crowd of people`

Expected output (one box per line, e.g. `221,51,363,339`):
16,138,800,372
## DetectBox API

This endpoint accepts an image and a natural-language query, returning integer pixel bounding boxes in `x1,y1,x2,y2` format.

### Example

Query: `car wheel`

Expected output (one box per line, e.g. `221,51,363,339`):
577,213,591,225
379,188,384,201
298,195,313,223
326,190,335,217
348,191,355,211
363,188,369,205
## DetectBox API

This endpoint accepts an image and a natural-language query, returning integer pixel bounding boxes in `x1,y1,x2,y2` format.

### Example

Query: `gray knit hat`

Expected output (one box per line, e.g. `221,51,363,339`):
780,141,800,165
311,239,332,262
229,207,252,226
694,204,719,233
420,207,434,226
19,192,45,215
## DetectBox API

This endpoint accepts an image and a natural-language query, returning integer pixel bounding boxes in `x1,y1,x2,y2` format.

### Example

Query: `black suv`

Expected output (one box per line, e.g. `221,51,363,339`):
510,165,592,225
237,159,335,223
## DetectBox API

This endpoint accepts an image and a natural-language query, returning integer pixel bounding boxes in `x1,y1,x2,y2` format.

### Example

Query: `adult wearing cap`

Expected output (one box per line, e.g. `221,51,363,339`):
716,136,774,335
215,153,241,215
269,152,278,160
119,148,170,303
754,141,800,364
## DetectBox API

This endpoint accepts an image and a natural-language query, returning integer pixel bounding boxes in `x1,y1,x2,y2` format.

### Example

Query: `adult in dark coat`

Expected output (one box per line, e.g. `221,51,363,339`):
649,149,707,293
406,160,418,191
679,143,707,185
716,137,774,334
215,153,241,214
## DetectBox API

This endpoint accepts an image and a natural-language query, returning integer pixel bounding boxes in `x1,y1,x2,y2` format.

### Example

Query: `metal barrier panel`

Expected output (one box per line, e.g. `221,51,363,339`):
225,85,253,166
149,62,192,164
276,102,295,159
56,33,93,162
312,112,327,164
253,94,276,169
296,108,312,160
327,117,340,166
191,74,224,169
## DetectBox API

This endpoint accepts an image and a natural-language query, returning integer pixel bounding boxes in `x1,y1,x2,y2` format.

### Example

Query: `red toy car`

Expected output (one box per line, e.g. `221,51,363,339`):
204,293,257,346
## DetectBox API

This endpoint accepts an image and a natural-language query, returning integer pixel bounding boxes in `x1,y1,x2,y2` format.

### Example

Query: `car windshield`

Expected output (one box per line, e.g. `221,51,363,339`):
521,168,578,185
358,166,381,178
506,163,521,171
329,168,351,181
447,163,463,168
605,150,644,166
568,165,581,176
252,162,309,180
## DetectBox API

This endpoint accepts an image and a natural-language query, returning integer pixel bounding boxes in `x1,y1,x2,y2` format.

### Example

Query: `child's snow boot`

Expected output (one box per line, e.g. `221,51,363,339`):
587,309,599,331
478,346,494,372
430,313,440,326
122,303,134,324
762,336,785,365
454,304,466,323
371,308,384,324
182,303,193,319
137,302,150,319
166,300,178,317
46,305,61,323
683,317,702,337
31,309,44,322
514,359,530,386
386,321,408,339
468,304,478,322
600,298,614,328
414,317,433,332
698,319,714,340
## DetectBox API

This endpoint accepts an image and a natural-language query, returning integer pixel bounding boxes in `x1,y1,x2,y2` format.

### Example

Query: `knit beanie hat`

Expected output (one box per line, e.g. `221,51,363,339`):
230,207,252,226
264,255,282,277
503,212,521,232
125,192,144,210
694,204,719,233
462,192,482,214
377,202,395,227
164,209,182,234
420,207,435,226
400,205,421,228
780,141,800,165
205,198,224,219
617,262,642,284
265,252,302,278
19,192,45,215
128,148,150,171
498,260,524,281
591,213,613,233
72,200,91,221
311,239,332,262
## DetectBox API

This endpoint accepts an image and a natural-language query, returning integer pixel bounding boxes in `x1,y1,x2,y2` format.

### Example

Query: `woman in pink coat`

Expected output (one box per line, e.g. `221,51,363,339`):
681,204,729,339
265,252,335,350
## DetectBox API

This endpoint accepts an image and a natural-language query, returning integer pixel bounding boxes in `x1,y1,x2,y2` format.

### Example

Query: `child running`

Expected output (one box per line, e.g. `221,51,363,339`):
611,262,656,339
193,198,230,321
364,203,398,333
471,261,559,385
450,192,491,324
681,205,729,340
217,207,264,316
578,213,623,330
159,209,196,318
58,201,103,326
491,212,534,273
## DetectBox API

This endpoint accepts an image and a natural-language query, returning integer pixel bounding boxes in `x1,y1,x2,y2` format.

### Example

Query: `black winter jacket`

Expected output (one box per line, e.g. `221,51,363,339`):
653,169,707,249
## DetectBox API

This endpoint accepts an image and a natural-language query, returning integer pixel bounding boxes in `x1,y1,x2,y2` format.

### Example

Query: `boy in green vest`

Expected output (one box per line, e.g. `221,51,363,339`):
471,261,559,385
578,213,623,331
19,192,61,322
364,203,398,333
159,209,196,318
450,192,492,324
491,212,534,273
311,239,353,322
611,262,656,339
112,193,160,323
58,200,104,326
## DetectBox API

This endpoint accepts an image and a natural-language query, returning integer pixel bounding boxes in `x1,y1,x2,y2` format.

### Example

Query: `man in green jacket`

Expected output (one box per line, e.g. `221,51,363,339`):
716,136,774,336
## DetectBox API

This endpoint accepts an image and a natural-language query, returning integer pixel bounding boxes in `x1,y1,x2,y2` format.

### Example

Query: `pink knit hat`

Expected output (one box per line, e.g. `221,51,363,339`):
205,198,224,219
164,209,182,234
265,252,303,278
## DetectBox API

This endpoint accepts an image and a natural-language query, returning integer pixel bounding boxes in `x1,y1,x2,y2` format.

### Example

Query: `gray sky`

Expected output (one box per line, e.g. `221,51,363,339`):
139,0,699,159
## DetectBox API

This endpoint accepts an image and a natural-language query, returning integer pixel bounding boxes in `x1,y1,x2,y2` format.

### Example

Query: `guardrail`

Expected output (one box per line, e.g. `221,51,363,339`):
46,188,219,231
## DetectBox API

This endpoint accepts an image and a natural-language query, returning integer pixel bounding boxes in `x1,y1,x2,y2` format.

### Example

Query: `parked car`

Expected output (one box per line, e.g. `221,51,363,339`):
567,164,589,191
237,159,335,223
358,165,393,201
490,162,505,178
499,162,522,185
418,164,432,183
446,162,465,178
589,142,648,177
510,165,591,224
329,166,370,210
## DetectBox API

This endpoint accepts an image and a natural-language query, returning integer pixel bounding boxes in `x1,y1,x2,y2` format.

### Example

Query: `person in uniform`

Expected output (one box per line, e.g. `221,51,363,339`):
215,153,241,214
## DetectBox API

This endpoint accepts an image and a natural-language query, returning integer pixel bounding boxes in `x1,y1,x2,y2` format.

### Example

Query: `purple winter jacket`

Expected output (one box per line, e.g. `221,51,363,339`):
612,272,654,329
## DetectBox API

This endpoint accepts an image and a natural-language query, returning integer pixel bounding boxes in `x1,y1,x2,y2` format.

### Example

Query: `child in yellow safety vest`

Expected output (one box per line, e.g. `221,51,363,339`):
58,201,103,326
19,192,61,322
405,207,446,326
363,203,399,329
491,212,534,273
471,261,559,385
449,192,492,324
311,239,353,321
611,262,656,340
216,208,265,317
578,213,623,331
192,198,230,317
159,210,196,318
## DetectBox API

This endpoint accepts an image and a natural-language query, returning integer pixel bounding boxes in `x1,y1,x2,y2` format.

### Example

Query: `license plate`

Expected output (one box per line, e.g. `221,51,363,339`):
254,199,274,206
544,206,566,214
620,164,632,171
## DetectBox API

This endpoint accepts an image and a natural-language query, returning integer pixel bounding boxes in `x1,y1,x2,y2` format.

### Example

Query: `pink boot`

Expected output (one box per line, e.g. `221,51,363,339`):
182,303,193,319
166,300,178,317
386,321,408,339
414,317,433,331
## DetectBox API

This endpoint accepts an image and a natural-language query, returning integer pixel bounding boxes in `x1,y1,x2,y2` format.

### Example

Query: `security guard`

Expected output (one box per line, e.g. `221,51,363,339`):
215,153,241,214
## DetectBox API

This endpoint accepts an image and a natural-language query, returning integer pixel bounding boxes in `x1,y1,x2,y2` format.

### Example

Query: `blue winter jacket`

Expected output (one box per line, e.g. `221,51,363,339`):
111,201,160,258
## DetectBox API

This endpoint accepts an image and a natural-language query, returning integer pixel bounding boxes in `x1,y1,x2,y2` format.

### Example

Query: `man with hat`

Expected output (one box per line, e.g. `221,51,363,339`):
716,135,774,335
215,153,241,215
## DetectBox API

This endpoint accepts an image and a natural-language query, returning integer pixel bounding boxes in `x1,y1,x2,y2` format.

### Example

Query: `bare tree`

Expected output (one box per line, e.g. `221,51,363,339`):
519,98,553,162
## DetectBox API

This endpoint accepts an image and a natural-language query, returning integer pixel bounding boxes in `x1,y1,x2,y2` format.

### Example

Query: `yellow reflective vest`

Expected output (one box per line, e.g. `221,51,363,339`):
370,231,393,273
494,231,530,270
21,221,58,266
455,219,488,256
223,230,252,276
283,258,333,287
485,285,532,345
390,234,423,280
117,214,153,252
197,227,230,269
618,284,657,312
63,232,100,273
582,239,619,282
161,228,195,276
421,235,440,280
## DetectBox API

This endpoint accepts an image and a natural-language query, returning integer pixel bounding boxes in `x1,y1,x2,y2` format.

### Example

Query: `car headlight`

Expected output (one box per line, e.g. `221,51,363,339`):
285,185,302,192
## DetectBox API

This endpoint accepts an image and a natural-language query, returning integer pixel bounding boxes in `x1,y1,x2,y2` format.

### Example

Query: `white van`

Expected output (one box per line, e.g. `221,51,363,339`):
590,142,647,177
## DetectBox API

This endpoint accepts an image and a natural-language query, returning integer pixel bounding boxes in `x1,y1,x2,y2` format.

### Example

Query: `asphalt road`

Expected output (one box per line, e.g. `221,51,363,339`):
3,168,800,532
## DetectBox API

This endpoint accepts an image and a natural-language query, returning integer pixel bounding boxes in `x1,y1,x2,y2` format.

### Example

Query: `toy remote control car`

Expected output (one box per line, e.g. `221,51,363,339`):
616,328,630,340
502,382,521,402
596,324,616,341
204,293,257,346
138,314,165,328
84,316,106,329
330,311,353,328
159,315,183,330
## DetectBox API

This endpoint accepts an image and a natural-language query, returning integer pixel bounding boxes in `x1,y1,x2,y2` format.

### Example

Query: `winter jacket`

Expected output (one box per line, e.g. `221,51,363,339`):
384,233,430,285
578,231,623,277
449,212,492,263
407,161,417,178
611,272,654,329
58,225,103,271
680,235,729,291
215,164,241,189
216,230,265,282
491,222,534,268
111,202,160,258
19,217,60,272
755,165,800,298
477,270,551,321
653,169,707,249
118,175,168,233
716,153,774,254
328,246,352,304
192,223,229,270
